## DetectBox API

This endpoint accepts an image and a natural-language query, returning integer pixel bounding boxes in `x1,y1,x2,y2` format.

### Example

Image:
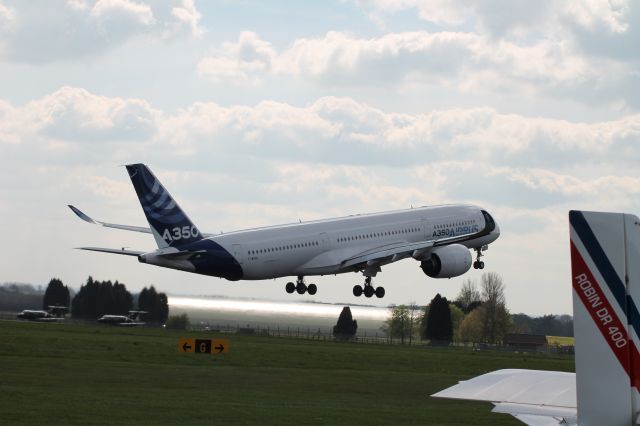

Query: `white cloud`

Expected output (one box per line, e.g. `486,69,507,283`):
197,31,276,84
2,86,159,144
197,30,637,109
0,2,15,26
5,87,639,172
361,0,640,61
90,0,155,36
166,0,203,39
0,0,204,63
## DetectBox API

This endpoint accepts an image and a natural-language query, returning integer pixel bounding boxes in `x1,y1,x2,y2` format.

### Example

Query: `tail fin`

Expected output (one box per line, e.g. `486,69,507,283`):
125,164,202,249
569,210,640,425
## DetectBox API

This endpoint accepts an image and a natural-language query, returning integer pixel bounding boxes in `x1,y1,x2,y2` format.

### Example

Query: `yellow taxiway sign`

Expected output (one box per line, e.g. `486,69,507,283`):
178,338,229,354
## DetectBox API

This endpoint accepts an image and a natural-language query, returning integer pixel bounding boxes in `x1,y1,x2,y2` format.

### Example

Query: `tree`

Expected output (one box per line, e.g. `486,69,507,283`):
449,303,465,342
457,307,484,343
43,278,70,310
479,272,512,343
71,277,132,320
512,313,574,337
425,294,453,344
407,302,420,345
333,306,358,340
383,305,413,343
166,313,190,330
138,286,170,324
455,279,481,313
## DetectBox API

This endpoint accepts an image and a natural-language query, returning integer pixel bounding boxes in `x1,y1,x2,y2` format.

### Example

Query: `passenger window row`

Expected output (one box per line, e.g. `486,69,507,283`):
248,241,319,255
336,227,420,243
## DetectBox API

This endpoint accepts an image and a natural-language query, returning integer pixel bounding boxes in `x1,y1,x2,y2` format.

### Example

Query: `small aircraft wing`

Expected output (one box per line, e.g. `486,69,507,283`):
340,240,434,269
432,369,577,426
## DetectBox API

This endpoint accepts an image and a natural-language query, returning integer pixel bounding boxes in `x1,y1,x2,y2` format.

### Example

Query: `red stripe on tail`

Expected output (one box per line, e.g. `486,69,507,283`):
570,241,638,387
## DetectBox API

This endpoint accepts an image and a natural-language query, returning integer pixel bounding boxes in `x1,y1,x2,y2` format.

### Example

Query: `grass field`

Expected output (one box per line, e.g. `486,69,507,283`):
0,321,574,425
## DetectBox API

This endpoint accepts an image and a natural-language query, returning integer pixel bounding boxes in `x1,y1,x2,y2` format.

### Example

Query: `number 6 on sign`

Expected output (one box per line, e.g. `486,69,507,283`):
178,338,230,355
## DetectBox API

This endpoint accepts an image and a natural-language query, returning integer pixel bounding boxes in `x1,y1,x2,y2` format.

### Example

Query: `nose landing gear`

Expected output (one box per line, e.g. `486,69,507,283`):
473,246,486,269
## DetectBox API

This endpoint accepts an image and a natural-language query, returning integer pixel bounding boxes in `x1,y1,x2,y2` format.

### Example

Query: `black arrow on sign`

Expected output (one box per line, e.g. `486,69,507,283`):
182,342,191,352
214,344,224,354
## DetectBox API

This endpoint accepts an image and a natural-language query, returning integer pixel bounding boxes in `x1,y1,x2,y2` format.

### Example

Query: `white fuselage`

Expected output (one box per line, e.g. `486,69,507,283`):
201,204,499,280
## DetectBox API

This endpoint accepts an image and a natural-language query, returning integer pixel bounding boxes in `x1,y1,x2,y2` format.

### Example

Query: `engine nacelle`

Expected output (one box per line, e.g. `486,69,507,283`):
420,244,472,278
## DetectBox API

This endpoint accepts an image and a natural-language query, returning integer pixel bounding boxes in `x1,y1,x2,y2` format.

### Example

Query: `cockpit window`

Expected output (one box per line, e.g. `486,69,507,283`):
481,210,496,232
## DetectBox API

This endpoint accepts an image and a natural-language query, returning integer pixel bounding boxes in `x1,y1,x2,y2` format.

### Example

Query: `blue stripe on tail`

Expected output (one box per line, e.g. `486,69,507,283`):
126,164,202,248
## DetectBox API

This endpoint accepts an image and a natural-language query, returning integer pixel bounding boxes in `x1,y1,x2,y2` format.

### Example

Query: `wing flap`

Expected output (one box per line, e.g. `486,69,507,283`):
492,402,576,422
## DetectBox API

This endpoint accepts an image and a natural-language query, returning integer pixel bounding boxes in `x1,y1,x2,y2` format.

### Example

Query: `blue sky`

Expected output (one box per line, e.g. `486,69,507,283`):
0,0,638,315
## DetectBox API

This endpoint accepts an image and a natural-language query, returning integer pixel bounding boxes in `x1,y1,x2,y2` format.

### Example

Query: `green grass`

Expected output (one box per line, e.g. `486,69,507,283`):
0,321,574,425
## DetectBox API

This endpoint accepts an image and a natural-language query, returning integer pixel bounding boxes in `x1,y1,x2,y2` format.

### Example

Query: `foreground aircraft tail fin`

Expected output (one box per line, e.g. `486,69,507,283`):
569,210,640,425
433,210,640,425
125,164,203,249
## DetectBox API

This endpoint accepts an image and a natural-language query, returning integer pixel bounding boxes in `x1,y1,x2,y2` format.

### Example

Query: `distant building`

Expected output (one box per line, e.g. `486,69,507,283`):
503,333,547,351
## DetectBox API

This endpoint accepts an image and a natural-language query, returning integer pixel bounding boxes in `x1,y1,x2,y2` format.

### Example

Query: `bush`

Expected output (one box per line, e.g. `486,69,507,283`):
165,313,190,330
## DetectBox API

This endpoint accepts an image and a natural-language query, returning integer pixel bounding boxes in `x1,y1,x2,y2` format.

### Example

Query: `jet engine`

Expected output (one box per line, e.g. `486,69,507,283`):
420,244,472,278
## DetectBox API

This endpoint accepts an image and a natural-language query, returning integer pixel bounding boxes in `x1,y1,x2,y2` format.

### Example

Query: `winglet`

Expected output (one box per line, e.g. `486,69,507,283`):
68,205,97,224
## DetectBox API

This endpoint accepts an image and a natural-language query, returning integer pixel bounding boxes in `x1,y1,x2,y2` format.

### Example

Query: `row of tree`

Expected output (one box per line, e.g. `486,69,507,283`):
382,272,572,344
41,277,169,323
0,283,46,311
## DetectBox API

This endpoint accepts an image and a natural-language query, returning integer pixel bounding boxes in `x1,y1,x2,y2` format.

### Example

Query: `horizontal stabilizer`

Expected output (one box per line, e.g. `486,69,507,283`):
76,247,144,256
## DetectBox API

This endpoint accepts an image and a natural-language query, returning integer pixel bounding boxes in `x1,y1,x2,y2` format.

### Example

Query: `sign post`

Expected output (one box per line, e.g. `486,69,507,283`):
178,338,229,355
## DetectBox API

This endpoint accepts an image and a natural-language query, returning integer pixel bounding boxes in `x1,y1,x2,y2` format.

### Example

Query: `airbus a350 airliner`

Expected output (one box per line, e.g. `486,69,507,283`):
70,164,500,298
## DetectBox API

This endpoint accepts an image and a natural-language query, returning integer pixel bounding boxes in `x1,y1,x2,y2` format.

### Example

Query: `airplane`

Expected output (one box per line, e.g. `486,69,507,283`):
433,210,640,425
17,305,67,321
97,310,147,327
69,164,500,298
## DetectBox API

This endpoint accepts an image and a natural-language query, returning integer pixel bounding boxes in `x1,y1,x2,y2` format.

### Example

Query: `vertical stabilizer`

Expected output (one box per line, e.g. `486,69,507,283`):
125,164,202,249
569,210,640,425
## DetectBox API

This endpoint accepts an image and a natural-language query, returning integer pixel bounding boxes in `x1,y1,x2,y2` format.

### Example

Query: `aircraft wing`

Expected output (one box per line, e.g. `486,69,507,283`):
340,240,434,269
432,369,577,426
69,205,213,237
69,205,153,234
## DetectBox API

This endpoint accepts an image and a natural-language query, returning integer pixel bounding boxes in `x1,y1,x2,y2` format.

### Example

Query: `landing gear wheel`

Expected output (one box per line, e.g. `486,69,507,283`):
285,282,295,294
375,287,385,298
473,247,486,269
307,284,317,295
364,285,374,298
353,285,363,297
296,282,307,294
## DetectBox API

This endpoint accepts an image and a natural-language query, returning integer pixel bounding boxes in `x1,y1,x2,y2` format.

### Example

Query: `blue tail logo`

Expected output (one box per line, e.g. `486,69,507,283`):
125,164,202,248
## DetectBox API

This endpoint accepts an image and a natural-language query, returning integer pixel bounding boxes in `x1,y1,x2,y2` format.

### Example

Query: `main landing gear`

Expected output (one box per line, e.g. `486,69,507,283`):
353,276,385,299
473,247,485,270
285,276,317,295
